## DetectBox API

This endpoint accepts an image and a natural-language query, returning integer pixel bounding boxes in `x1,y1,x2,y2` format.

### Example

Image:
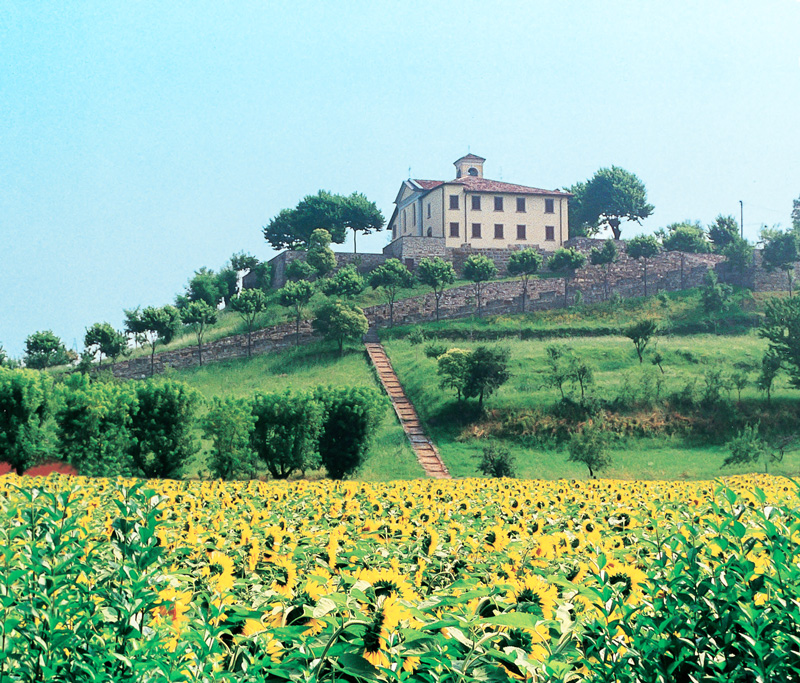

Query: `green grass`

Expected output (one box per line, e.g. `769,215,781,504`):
166,340,421,480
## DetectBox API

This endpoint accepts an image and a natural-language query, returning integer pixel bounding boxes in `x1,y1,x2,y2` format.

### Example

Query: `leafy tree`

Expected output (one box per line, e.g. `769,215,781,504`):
626,235,660,296
437,348,471,401
313,386,386,479
567,422,611,478
651,351,665,374
201,396,257,480
462,346,511,409
758,298,800,387
215,267,239,306
507,249,543,312
566,180,593,238
369,258,414,326
250,391,323,479
230,289,268,357
320,264,365,298
547,248,586,307
130,379,200,479
568,356,595,401
306,228,337,277
312,300,369,355
179,267,223,308
574,166,654,239
475,442,516,478
286,259,315,282
661,221,710,290
723,424,777,473
709,215,740,251
624,319,658,363
278,279,315,344
0,345,6,367
701,270,733,313
462,254,498,317
545,344,573,400
125,306,181,377
84,322,127,368
757,350,781,405
417,257,456,321
229,251,260,272
24,330,71,369
761,229,799,296
340,191,385,253
0,367,57,474
722,237,754,277
181,300,217,366
589,239,618,301
57,374,138,477
731,370,749,402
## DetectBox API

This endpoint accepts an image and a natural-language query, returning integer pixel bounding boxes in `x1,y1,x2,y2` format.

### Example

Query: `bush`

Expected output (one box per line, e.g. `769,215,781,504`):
567,422,611,478
201,396,257,480
475,442,516,478
424,342,448,359
408,326,426,345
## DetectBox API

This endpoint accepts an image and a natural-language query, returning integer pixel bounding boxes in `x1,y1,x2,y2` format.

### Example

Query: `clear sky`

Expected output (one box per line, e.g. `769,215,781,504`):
1,1,799,358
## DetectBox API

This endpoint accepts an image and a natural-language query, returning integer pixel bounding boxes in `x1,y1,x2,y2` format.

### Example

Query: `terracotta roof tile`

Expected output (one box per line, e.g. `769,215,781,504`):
412,179,444,190
412,177,570,196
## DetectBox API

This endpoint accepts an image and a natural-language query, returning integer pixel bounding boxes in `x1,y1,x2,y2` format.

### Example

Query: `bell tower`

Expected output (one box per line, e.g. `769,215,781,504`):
454,153,486,179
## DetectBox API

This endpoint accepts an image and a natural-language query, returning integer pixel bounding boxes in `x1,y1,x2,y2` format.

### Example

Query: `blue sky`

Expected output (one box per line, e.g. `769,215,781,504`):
1,1,799,357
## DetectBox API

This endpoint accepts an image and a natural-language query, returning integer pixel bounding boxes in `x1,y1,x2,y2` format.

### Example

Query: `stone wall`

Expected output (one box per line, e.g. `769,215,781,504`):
715,249,800,294
267,250,388,289
382,236,447,266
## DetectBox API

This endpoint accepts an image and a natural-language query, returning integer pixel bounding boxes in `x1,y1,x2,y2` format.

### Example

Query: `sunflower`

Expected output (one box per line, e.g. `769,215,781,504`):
356,567,418,601
269,555,298,597
207,550,235,593
506,574,558,620
362,596,402,668
604,560,647,601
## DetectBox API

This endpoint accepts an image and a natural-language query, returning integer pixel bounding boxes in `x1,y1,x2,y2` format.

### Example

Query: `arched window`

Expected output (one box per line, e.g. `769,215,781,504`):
468,167,478,176
427,227,432,237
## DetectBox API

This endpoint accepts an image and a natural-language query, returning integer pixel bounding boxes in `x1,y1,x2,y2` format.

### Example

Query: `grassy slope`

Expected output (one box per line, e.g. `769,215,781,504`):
381,294,800,480
169,341,420,480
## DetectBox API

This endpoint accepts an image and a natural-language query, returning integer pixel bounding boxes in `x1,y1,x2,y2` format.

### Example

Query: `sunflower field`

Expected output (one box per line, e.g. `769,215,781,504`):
1,473,798,682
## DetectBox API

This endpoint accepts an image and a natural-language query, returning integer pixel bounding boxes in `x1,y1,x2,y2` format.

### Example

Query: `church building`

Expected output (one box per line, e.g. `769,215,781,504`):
385,154,570,254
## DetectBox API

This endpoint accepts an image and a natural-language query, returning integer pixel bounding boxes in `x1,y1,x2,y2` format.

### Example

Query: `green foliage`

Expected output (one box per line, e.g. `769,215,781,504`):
369,258,415,326
320,264,365,298
761,229,799,295
708,214,740,250
215,267,239,306
228,251,260,272
572,166,654,239
759,297,800,388
251,391,323,479
757,350,782,404
180,266,224,308
306,228,337,277
437,347,471,401
0,344,6,367
278,279,315,343
84,322,127,367
462,346,511,408
661,221,710,253
793,193,800,232
462,254,498,316
507,249,543,312
286,259,316,281
544,343,573,400
130,379,200,479
313,386,386,479
417,257,456,320
125,305,181,376
589,239,618,300
230,288,268,357
24,329,71,369
701,269,733,313
475,442,516,478
627,234,661,296
407,326,426,345
57,374,138,477
723,423,769,470
624,319,658,363
721,237,754,274
339,191,385,251
567,422,610,477
181,300,218,366
547,248,586,306
312,300,369,354
0,367,57,474
424,341,448,359
201,395,257,479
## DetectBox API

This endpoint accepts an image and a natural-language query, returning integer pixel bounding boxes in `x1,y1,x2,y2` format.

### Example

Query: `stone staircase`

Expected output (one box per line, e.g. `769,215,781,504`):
364,331,451,479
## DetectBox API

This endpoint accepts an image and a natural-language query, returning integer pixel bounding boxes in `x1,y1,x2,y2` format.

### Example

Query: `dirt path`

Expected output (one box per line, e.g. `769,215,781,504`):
364,332,451,479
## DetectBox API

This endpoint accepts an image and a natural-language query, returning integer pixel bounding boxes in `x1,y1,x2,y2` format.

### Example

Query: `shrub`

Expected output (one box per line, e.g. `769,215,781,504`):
201,396,257,480
475,442,516,478
567,422,611,478
462,346,511,409
424,342,448,359
408,327,426,345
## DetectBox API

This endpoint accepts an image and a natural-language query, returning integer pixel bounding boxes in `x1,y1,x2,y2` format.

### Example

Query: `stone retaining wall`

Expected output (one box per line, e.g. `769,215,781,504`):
267,250,389,289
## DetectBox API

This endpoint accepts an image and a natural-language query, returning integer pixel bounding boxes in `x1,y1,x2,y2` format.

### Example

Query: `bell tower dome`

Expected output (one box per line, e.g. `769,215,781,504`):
454,153,486,179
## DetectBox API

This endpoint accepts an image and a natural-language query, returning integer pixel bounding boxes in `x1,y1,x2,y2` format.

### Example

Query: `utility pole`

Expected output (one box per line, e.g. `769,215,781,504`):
740,200,744,239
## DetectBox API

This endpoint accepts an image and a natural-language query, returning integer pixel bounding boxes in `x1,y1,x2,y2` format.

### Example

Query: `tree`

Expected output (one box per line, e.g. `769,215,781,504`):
0,345,6,367
701,270,732,314
278,279,315,345
792,194,800,233
731,370,749,402
215,267,239,306
547,248,586,307
230,289,268,357
24,330,71,369
286,259,315,282
437,348,471,401
250,391,323,479
545,344,573,400
130,379,200,479
0,367,57,474
179,267,223,308
709,215,740,251
475,442,516,478
589,239,618,301
417,257,456,321
313,386,386,479
125,305,181,377
369,258,414,327
57,374,138,477
320,264,365,298
758,297,800,387
462,346,511,409
661,222,710,290
507,249,543,312
84,322,127,368
306,228,337,277
340,191,385,253
462,254,498,317
567,423,611,478
201,396,257,480
761,229,799,296
723,424,774,473
312,300,369,355
626,235,660,297
576,166,654,239
566,180,594,238
722,237,754,277
757,350,781,405
229,251,260,272
624,319,658,363
568,356,595,401
181,300,217,366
